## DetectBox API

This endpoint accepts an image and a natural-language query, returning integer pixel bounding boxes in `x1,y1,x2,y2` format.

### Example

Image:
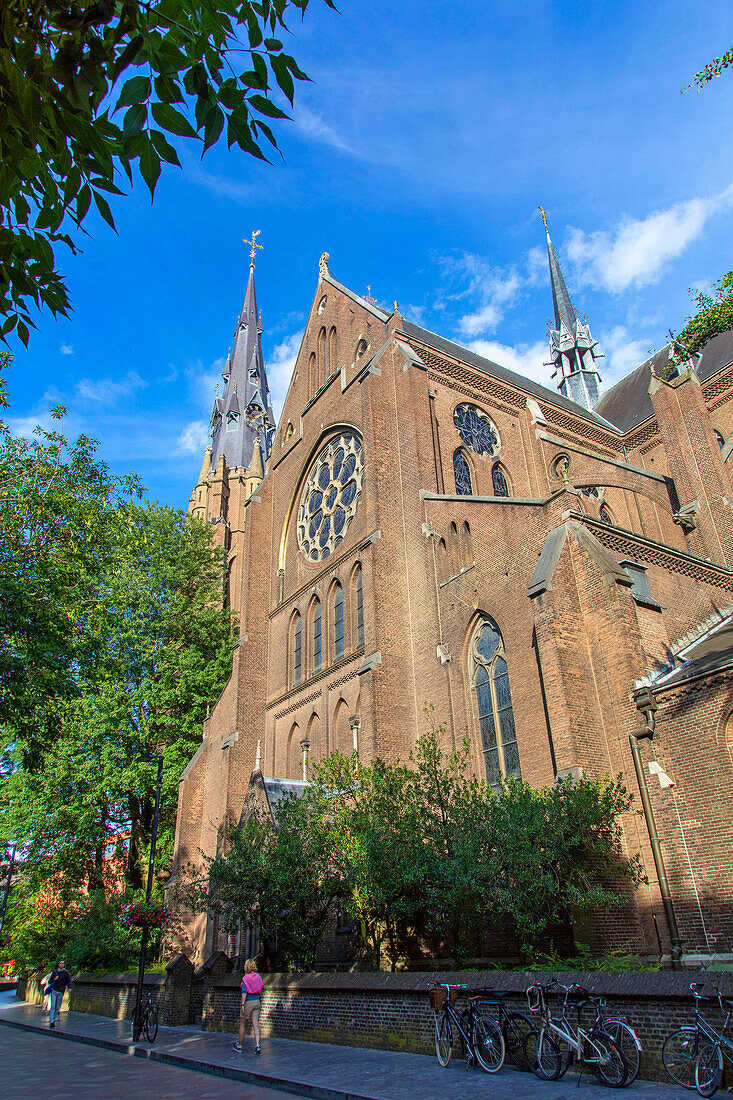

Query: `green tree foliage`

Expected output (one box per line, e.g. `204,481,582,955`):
1,0,335,342
675,272,733,361
188,721,643,970
689,48,733,91
0,375,235,930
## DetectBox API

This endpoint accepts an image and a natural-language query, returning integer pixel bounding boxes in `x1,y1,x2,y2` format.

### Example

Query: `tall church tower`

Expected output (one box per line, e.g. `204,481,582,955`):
542,208,603,411
188,232,275,612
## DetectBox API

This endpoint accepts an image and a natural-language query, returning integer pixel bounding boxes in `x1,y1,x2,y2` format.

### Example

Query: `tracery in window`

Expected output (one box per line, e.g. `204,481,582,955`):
332,583,344,660
492,463,509,497
226,412,239,432
470,617,521,790
297,432,364,562
599,503,613,525
453,403,499,456
311,598,322,673
453,450,472,496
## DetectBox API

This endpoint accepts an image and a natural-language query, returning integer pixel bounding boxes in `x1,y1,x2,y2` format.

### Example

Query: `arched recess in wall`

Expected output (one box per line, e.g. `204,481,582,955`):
350,563,364,649
318,327,327,386
306,711,321,768
287,721,300,780
453,449,473,495
332,697,352,757
468,614,521,790
328,327,337,379
461,522,473,566
308,351,318,394
290,610,302,686
277,422,364,573
309,596,322,674
449,522,461,576
724,710,733,768
225,556,235,609
438,538,449,582
491,463,509,497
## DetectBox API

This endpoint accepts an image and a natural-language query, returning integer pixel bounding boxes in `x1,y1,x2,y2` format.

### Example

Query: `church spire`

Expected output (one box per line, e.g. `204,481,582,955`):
540,207,603,412
209,232,276,472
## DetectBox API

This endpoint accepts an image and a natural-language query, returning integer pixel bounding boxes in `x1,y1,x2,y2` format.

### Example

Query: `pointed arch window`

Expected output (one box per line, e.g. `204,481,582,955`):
453,450,472,496
226,412,239,432
292,613,302,685
333,584,344,660
715,429,725,450
354,568,364,647
470,617,521,790
599,504,613,525
492,464,508,497
311,599,322,673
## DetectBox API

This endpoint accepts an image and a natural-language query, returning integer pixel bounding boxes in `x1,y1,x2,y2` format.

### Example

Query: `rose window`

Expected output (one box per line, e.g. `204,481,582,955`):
297,433,363,561
453,403,499,456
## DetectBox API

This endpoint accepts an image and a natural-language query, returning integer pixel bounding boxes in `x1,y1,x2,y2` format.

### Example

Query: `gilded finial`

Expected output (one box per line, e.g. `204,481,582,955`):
539,206,549,233
243,229,262,267
365,285,377,305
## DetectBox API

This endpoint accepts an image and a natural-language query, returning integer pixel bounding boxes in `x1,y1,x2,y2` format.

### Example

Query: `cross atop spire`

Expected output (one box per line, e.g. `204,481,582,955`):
541,209,603,412
243,229,262,268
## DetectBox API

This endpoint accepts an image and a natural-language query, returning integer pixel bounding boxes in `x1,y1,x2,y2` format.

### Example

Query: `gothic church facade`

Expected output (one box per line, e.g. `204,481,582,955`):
172,227,733,965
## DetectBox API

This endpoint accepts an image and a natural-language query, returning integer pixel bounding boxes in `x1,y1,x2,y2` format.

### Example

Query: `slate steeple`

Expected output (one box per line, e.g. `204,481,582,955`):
541,208,603,411
209,233,276,471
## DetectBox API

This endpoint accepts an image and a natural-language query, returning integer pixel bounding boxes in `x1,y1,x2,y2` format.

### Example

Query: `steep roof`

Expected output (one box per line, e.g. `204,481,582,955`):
401,319,619,431
546,229,577,333
595,330,733,433
647,611,733,693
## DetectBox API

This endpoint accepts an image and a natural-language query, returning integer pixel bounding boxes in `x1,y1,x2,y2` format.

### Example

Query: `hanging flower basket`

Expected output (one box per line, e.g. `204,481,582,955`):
120,900,170,930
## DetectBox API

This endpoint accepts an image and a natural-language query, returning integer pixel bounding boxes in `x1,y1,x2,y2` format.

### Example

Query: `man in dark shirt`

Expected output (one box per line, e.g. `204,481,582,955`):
48,959,71,1028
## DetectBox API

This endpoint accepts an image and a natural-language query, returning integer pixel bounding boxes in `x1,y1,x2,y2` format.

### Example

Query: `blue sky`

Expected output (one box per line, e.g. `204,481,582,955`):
5,0,733,507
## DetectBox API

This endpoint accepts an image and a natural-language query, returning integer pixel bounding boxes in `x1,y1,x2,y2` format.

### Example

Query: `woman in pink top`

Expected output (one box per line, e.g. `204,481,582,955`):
233,958,263,1054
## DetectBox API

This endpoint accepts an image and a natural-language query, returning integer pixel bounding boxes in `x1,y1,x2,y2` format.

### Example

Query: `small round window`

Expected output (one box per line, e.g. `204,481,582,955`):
318,295,328,314
355,338,368,361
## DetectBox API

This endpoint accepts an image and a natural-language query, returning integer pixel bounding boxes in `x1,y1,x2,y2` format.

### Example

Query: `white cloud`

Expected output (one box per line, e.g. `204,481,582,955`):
266,330,303,421
4,414,55,440
438,253,522,337
75,370,146,405
175,420,209,456
567,185,733,293
292,106,355,155
599,325,655,385
59,344,74,356
467,339,550,386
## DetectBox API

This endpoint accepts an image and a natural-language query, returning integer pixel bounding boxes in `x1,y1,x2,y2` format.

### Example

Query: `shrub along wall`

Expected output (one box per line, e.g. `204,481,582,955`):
17,960,733,1083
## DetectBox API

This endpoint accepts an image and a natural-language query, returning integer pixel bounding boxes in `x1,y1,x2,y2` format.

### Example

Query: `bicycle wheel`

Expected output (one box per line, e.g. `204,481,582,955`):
525,1027,562,1081
503,1011,536,1071
589,1029,628,1088
435,1013,452,1067
695,1043,723,1098
144,1005,159,1044
663,1028,700,1089
603,1020,641,1085
472,1014,505,1074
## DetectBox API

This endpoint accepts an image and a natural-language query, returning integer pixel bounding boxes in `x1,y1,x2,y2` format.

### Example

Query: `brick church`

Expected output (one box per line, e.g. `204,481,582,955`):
171,221,733,966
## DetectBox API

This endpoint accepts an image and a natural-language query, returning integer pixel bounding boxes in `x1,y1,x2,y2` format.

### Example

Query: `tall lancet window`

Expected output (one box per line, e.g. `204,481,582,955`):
311,599,322,673
492,464,508,497
292,613,302,685
470,617,521,790
453,450,472,496
333,583,344,660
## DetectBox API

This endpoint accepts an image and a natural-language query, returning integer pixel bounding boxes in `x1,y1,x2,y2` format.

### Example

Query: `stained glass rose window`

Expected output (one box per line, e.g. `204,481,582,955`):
453,403,499,456
297,432,363,561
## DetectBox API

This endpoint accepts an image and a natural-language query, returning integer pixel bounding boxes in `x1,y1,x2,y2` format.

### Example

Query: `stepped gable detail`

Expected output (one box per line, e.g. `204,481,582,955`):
171,241,733,968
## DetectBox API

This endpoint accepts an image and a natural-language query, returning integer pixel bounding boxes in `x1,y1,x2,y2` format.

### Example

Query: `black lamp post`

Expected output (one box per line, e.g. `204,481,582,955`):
0,844,16,934
132,752,164,1041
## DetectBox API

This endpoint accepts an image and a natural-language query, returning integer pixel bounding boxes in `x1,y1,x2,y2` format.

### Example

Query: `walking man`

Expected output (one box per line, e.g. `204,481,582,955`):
48,958,72,1029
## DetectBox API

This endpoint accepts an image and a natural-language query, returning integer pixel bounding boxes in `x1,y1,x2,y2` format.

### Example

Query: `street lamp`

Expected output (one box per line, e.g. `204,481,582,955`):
0,843,17,935
132,751,164,1041
630,689,683,971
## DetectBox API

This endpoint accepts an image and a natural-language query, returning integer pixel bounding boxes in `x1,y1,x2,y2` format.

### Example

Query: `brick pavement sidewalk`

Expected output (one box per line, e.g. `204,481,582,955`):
0,991,690,1100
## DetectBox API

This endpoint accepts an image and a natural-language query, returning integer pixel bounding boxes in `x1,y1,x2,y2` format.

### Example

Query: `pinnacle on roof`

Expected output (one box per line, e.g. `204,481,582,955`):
539,207,603,413
209,234,276,472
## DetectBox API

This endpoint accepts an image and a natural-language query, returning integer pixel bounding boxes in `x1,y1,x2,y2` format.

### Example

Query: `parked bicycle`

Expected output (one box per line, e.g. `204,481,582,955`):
524,979,629,1087
428,983,505,1073
587,993,643,1085
663,983,733,1093
470,990,537,1071
130,988,158,1043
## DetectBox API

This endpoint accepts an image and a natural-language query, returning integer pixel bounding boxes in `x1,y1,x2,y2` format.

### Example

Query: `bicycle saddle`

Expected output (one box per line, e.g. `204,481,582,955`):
566,984,590,1002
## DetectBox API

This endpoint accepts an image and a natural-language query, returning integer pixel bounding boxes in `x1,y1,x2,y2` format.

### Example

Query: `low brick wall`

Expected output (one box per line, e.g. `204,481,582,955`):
204,969,733,1083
